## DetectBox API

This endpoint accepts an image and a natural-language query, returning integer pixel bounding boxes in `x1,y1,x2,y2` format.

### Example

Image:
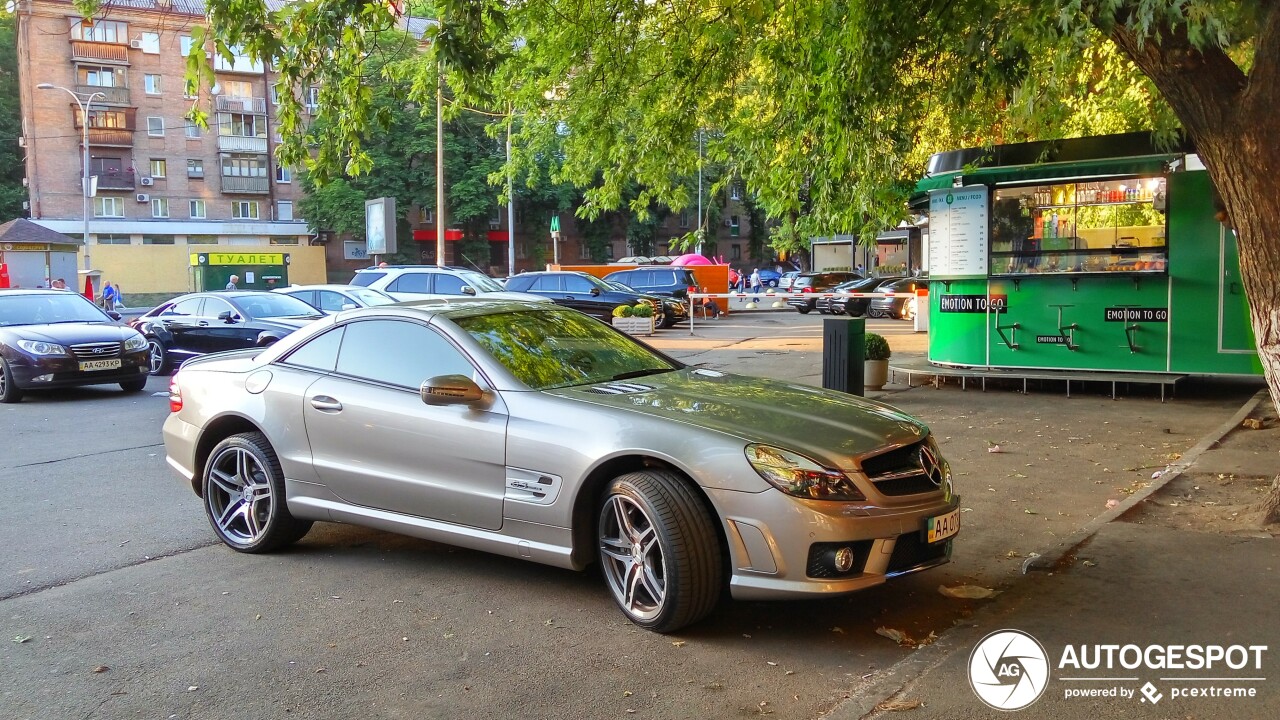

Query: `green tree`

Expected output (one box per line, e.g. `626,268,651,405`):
135,0,1280,519
0,9,27,221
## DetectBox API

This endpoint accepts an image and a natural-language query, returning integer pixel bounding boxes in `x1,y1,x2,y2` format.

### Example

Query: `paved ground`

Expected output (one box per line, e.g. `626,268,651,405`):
0,309,1270,720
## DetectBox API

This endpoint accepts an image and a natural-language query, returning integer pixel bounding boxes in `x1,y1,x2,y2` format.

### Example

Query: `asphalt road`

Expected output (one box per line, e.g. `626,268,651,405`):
0,312,1253,720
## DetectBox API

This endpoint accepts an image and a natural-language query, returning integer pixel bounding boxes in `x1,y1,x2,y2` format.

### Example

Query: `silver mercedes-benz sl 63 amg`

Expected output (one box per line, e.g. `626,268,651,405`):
163,300,959,632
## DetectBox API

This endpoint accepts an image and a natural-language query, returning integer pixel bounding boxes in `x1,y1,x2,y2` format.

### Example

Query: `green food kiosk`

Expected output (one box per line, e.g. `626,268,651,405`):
918,132,1261,377
189,251,291,292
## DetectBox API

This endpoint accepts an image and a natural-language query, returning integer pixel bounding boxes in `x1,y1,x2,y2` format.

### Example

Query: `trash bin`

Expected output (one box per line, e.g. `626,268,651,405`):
822,317,865,396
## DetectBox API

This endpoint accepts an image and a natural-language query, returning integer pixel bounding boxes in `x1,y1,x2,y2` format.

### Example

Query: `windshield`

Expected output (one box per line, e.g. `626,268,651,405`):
238,293,325,319
460,271,505,293
350,271,385,287
455,308,679,390
0,293,111,327
348,288,397,306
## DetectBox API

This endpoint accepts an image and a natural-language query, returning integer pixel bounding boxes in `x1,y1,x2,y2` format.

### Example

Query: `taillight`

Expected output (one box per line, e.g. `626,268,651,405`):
687,286,697,295
802,286,813,293
168,374,183,413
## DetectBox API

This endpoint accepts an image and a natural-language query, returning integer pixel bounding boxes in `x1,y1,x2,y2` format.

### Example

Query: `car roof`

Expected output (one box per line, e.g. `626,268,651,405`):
329,297,551,322
276,284,369,292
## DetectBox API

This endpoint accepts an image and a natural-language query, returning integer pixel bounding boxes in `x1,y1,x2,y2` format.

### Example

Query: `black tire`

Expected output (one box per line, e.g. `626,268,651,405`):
0,359,24,403
120,376,148,393
203,431,312,553
146,338,170,376
597,469,722,633
796,305,812,314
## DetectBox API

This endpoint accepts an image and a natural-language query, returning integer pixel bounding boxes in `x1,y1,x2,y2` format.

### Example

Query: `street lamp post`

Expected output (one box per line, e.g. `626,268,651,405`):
37,83,103,274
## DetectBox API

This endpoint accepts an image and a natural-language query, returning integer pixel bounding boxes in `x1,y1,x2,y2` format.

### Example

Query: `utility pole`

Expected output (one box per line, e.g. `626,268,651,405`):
507,108,515,276
436,60,445,267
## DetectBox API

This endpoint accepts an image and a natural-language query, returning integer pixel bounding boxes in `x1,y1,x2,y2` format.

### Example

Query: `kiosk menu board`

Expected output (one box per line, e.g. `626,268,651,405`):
928,187,989,278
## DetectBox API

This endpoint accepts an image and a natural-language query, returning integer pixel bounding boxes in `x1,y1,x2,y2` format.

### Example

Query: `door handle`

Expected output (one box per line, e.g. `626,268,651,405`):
310,395,343,412
198,321,210,326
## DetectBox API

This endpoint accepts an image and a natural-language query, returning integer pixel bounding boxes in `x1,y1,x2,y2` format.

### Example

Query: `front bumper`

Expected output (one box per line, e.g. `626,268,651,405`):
709,487,960,600
6,351,150,389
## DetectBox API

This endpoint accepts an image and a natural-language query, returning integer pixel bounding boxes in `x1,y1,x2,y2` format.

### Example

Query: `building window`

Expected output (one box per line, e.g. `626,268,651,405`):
83,109,129,129
188,235,218,244
180,35,194,57
604,243,615,260
189,200,206,219
731,244,741,260
232,201,260,220
70,18,127,43
187,160,204,178
149,159,166,178
151,198,169,218
80,66,123,88
730,214,740,237
144,74,161,94
275,165,291,183
730,182,742,201
183,79,199,100
221,154,267,178
142,235,174,245
268,86,280,106
147,117,164,136
140,32,160,54
276,201,293,221
269,237,299,245
222,80,253,98
185,122,201,139
679,210,690,228
89,156,124,175
220,113,265,138
423,209,434,225
94,197,124,217
305,87,320,112
97,233,131,245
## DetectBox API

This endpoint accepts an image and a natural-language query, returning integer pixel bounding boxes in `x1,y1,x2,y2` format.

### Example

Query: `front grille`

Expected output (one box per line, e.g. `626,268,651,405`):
806,540,873,578
858,440,942,497
70,342,122,359
886,532,950,574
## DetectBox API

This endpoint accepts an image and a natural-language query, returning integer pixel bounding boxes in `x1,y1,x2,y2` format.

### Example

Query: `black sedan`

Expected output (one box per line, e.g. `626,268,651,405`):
129,291,324,375
830,276,905,317
867,278,927,319
785,271,863,314
504,270,689,328
0,289,150,402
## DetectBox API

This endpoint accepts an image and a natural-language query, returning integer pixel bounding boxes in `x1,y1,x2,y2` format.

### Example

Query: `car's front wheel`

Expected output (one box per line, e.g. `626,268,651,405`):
203,432,312,553
0,359,24,403
597,469,722,633
120,376,148,393
146,339,170,376
796,304,812,314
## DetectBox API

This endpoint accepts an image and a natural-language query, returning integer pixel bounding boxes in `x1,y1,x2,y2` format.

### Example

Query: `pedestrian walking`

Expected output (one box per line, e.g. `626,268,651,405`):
749,268,761,294
101,281,119,311
225,275,239,290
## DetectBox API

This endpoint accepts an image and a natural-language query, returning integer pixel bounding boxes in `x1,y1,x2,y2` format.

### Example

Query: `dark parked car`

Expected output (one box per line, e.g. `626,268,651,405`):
603,266,699,302
814,278,871,315
830,276,905,317
0,289,150,402
786,272,863,314
129,291,324,375
756,269,782,288
867,278,928,320
503,271,688,328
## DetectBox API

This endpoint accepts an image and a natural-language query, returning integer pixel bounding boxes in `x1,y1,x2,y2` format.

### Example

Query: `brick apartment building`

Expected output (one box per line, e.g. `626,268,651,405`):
13,0,322,291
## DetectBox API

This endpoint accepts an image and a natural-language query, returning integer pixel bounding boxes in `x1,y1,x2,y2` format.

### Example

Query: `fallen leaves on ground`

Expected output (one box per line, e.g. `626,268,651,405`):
92,665,109,673
876,699,924,712
1242,418,1265,430
875,627,937,648
939,585,999,599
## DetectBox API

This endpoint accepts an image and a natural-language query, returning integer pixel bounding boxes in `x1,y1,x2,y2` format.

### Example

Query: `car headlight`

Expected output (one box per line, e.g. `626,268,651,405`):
745,444,865,501
123,334,148,351
16,340,67,356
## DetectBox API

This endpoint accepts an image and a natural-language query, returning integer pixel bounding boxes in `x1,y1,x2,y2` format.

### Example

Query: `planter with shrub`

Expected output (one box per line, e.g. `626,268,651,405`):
612,303,655,336
864,332,891,390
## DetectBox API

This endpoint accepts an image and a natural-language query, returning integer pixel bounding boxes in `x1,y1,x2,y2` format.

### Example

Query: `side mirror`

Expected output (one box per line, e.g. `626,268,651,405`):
341,303,357,310
218,311,238,323
461,286,477,296
106,311,122,321
421,374,485,406
589,287,601,296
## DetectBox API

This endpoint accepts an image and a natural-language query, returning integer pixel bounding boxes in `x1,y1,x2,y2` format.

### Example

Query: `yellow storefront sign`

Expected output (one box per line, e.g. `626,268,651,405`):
191,252,286,266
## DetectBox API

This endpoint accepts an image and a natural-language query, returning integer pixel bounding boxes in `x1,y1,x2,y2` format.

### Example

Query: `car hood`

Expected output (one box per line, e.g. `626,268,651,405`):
549,368,928,468
1,323,139,345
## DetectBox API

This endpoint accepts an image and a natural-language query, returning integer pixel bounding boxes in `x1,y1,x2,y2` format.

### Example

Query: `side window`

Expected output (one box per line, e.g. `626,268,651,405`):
282,326,345,372
433,274,467,295
634,270,655,287
336,320,476,388
530,275,561,292
203,297,236,318
163,298,204,316
563,275,594,293
315,291,349,312
503,276,531,292
288,291,316,308
388,273,431,294
655,271,676,286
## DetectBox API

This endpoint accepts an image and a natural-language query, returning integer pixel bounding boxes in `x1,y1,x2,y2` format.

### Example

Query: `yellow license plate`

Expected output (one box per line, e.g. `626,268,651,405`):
79,359,122,371
926,508,960,543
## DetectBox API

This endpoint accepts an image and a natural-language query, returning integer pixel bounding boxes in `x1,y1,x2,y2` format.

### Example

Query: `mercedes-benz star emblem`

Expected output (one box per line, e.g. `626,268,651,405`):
919,444,944,487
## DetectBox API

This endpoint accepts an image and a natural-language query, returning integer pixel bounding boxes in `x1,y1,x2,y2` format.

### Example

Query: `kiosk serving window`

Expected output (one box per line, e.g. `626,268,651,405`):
990,178,1168,276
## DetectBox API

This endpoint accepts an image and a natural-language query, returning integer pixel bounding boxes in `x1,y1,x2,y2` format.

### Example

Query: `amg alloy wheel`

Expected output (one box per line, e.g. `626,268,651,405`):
598,470,721,633
203,432,312,553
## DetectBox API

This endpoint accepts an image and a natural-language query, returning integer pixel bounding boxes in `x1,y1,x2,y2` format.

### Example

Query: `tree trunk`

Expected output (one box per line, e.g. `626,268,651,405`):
1104,4,1280,521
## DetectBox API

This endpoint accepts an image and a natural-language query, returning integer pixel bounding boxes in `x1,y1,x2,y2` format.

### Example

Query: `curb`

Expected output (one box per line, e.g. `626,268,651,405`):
824,388,1269,720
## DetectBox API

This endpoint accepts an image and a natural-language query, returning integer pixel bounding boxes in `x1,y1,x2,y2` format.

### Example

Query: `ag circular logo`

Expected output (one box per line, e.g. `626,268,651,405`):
968,629,1050,711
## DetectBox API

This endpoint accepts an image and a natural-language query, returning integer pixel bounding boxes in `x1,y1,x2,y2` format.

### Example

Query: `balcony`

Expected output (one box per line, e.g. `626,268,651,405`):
87,128,134,147
75,84,131,106
220,176,269,194
95,170,136,191
217,135,268,153
70,40,129,64
215,96,266,114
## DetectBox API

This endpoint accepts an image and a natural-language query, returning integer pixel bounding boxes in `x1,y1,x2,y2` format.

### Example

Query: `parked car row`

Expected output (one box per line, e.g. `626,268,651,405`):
793,274,926,320
504,271,688,328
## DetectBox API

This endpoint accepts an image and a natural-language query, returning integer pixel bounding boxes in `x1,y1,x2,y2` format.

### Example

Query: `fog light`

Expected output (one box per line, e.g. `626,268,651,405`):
32,374,54,383
833,546,855,572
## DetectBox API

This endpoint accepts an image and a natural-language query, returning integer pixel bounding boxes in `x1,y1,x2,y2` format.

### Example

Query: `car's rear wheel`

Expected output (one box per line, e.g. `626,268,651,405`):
597,469,722,633
146,339,170,376
0,359,24,403
120,376,148,393
796,305,812,314
203,432,312,553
